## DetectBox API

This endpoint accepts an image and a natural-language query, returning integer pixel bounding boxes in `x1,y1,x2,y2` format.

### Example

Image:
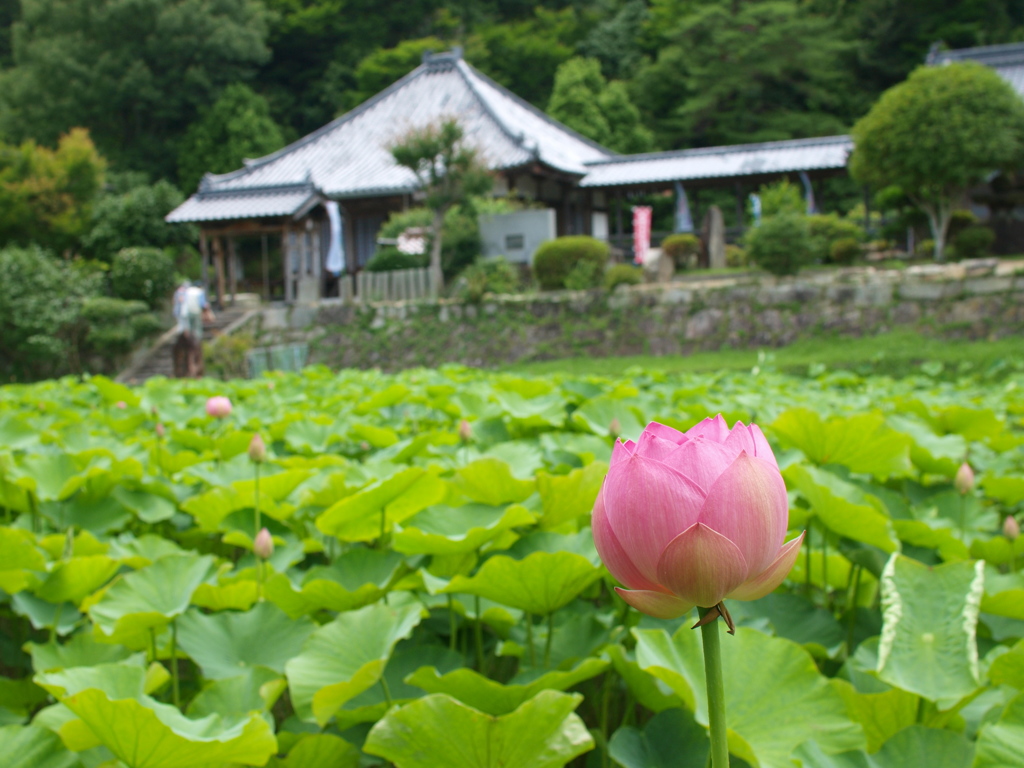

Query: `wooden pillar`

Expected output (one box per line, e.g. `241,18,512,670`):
734,182,745,232
615,190,624,248
261,234,269,302
281,225,291,303
199,232,209,287
227,236,238,306
212,236,226,309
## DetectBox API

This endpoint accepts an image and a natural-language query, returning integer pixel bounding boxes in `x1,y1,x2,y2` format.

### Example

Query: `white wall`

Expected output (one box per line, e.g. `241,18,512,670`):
478,209,557,264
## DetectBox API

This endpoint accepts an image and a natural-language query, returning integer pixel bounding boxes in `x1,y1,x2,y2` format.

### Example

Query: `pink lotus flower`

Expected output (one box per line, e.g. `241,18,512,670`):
955,462,974,495
205,396,232,419
592,416,804,620
248,433,267,463
254,527,274,559
155,423,166,438
115,401,127,409
458,419,473,442
1005,515,1020,541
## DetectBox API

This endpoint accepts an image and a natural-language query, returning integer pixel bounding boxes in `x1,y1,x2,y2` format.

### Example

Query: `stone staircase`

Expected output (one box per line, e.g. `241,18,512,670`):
117,306,255,384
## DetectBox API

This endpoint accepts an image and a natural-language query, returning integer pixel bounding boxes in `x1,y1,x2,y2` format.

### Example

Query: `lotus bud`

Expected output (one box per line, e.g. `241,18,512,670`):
954,462,974,495
115,401,127,409
359,441,370,452
248,433,267,463
459,419,473,442
254,527,274,559
155,423,166,438
1004,516,1020,541
205,396,232,419
592,416,803,623
609,418,621,439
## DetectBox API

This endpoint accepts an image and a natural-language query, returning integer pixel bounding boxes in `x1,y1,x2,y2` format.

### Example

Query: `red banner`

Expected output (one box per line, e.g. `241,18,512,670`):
632,206,652,265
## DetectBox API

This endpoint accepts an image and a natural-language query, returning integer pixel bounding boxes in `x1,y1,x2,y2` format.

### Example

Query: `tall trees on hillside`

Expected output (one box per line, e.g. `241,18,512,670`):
0,0,271,180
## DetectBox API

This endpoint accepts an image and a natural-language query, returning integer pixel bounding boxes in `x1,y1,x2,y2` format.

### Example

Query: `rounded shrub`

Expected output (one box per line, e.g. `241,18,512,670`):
916,238,936,259
604,263,643,290
953,226,995,260
532,236,609,290
457,257,521,303
829,237,862,265
661,234,701,270
807,214,864,263
365,247,424,272
745,214,813,276
564,259,604,290
725,245,748,268
110,247,177,309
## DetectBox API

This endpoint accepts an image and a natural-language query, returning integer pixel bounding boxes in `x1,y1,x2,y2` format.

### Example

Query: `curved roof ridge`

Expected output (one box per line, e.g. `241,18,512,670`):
583,135,852,167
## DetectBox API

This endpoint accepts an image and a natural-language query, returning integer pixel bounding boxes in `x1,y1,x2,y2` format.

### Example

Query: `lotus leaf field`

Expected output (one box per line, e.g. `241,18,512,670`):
1,362,1024,768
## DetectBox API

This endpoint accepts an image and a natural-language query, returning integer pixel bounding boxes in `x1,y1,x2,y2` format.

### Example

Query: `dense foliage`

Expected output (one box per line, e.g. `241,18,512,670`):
745,213,814,276
533,235,609,290
0,361,1023,766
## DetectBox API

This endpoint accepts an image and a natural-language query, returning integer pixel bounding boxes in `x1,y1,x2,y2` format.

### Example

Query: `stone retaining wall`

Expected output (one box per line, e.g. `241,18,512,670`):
253,260,1024,371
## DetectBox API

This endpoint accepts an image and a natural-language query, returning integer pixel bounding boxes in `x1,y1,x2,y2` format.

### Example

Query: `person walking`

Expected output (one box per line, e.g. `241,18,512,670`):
172,280,214,378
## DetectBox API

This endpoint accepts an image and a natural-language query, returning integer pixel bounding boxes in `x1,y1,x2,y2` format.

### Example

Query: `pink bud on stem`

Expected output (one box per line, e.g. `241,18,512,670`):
1005,515,1020,542
254,527,274,559
955,462,974,495
248,433,267,463
459,419,473,443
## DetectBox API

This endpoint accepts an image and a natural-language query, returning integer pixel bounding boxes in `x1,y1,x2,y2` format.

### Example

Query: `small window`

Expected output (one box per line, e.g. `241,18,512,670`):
505,234,524,250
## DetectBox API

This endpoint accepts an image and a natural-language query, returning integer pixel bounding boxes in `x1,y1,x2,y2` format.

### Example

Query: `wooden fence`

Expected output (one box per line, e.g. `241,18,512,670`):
354,267,436,303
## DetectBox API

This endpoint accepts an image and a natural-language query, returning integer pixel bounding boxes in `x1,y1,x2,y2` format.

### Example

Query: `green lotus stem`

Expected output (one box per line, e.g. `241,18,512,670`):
149,627,157,666
49,603,62,643
474,595,484,671
846,565,862,655
599,671,613,768
821,521,830,610
804,520,812,595
379,675,393,708
698,607,730,768
253,462,261,534
544,612,554,668
447,594,457,652
27,491,39,534
170,620,180,709
525,612,536,668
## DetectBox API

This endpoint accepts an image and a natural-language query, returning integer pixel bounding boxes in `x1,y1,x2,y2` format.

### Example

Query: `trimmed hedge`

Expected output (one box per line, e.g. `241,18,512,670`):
953,226,995,260
745,214,813,276
532,236,609,290
604,263,643,290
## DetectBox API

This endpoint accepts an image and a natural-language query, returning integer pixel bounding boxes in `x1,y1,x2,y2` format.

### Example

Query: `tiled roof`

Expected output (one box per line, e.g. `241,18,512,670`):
166,50,614,223
928,42,1024,98
579,135,853,188
164,184,319,223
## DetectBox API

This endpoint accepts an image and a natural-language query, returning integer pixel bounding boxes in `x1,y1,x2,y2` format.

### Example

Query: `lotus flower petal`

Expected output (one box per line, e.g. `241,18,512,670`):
723,421,756,457
635,429,685,462
656,523,748,607
603,454,705,583
748,424,779,469
727,532,805,601
611,439,636,467
614,588,694,619
592,486,666,592
686,415,731,443
699,452,788,577
662,437,738,492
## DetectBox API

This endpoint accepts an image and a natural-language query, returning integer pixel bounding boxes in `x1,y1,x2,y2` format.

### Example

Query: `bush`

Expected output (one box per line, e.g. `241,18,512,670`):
807,213,864,262
110,247,177,308
82,179,196,260
374,204,483,279
532,236,609,290
564,259,604,290
948,209,979,240
758,179,805,218
604,263,643,290
916,238,936,259
365,247,424,272
458,257,521,303
80,297,156,357
830,237,862,265
661,234,701,270
204,331,256,380
725,244,748,268
953,225,995,259
745,214,813,276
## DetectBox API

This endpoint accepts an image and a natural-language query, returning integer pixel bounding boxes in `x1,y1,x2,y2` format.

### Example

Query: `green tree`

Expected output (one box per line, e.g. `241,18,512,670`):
390,119,492,290
0,128,106,253
850,62,1024,261
348,37,449,109
547,57,652,153
579,0,648,80
0,0,271,180
635,0,853,149
178,83,286,192
82,180,196,260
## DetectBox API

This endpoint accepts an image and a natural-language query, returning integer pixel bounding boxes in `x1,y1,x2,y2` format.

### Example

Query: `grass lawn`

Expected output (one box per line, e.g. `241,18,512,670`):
507,330,1024,379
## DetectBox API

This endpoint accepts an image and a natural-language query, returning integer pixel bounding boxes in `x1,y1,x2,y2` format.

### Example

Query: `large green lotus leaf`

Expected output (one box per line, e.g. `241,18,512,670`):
36,663,277,768
795,725,973,768
875,555,984,702
11,592,82,634
110,487,177,524
191,578,259,612
491,391,567,429
0,677,48,721
0,414,41,451
887,415,966,476
231,469,312,505
264,548,405,618
86,553,215,645
771,408,911,479
974,692,1024,768
405,657,608,716
40,494,132,534
351,423,399,448
785,464,899,552
8,453,88,501
741,593,845,657
832,679,918,752
284,418,345,454
983,476,1024,506
267,733,360,768
363,690,593,768
284,599,424,726
28,633,134,673
108,534,185,569
180,486,290,531
35,556,119,605
604,644,682,714
989,639,1024,689
175,602,316,679
483,441,545,480
354,383,410,414
453,459,536,506
892,520,969,562
443,551,601,615
570,396,644,439
316,467,447,542
535,462,607,531
0,723,82,768
981,569,1024,620
0,526,46,593
634,626,864,768
392,503,535,555
185,666,286,718
608,708,709,768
